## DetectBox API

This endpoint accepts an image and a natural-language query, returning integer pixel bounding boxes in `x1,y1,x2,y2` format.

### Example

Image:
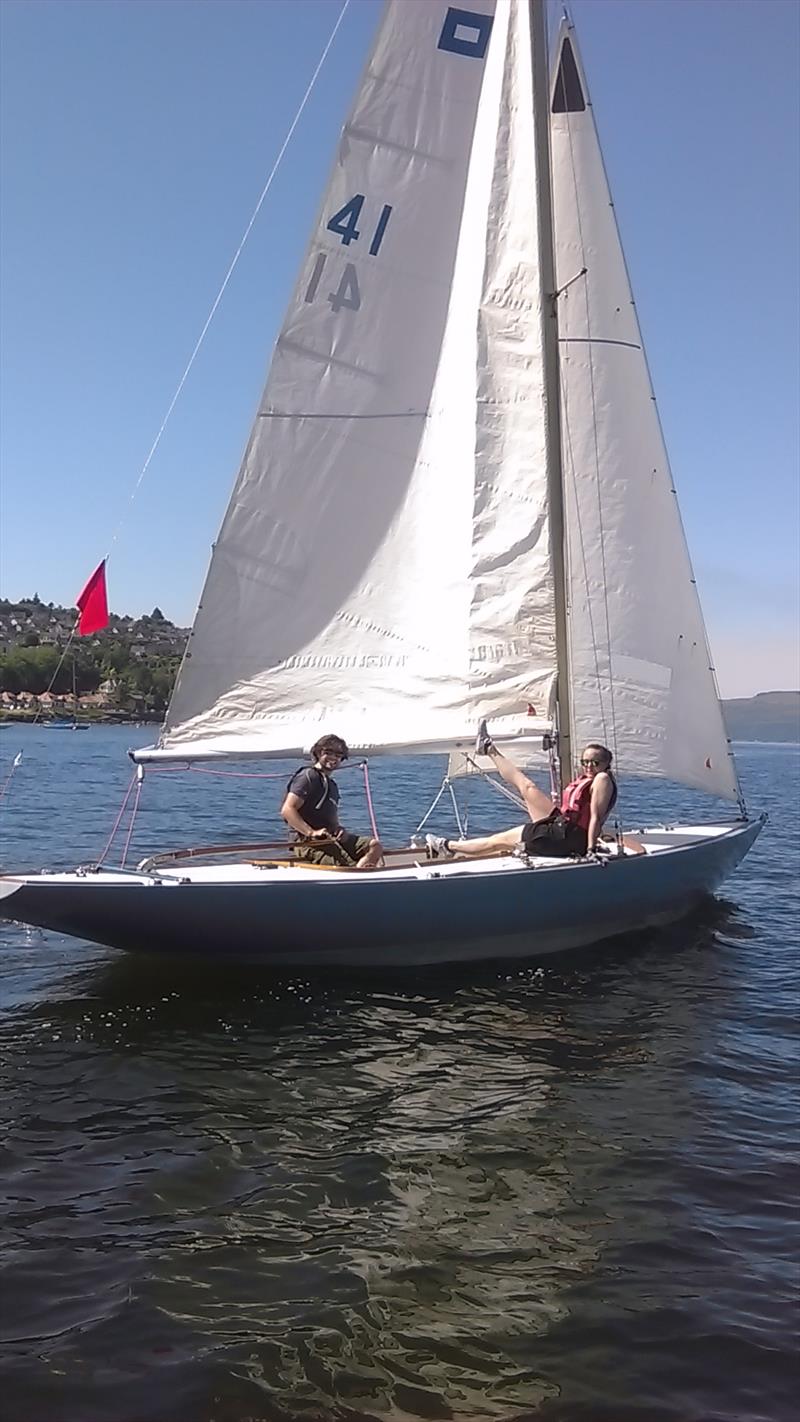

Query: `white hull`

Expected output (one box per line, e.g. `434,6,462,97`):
0,820,763,967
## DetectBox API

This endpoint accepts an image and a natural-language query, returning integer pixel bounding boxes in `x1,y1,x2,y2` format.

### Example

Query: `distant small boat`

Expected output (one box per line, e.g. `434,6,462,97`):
43,657,91,728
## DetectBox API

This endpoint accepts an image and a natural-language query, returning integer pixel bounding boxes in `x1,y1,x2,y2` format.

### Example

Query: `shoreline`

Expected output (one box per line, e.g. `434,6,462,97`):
0,714,162,727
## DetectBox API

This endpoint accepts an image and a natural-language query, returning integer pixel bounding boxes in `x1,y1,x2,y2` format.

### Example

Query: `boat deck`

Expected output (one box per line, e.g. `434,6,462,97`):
2,824,743,890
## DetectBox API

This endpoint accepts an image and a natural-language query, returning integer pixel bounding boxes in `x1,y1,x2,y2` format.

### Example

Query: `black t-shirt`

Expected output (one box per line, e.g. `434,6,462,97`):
286,766,340,836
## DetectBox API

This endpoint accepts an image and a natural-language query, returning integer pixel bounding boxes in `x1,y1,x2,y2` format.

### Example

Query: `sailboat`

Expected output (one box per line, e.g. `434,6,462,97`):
0,0,763,964
45,657,90,729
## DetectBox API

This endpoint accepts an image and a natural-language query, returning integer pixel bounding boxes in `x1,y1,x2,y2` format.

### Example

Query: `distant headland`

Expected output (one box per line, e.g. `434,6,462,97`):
0,595,798,739
718,691,800,744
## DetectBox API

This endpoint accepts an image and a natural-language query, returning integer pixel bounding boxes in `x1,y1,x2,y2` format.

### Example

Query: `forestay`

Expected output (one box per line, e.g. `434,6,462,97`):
550,23,739,801
141,0,557,763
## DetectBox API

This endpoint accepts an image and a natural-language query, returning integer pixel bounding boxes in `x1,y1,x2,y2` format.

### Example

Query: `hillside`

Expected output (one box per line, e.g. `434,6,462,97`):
0,597,187,717
722,691,800,743
0,596,187,655
1,597,797,739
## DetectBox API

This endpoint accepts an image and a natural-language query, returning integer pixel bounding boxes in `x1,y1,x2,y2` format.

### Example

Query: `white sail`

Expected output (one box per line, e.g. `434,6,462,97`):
147,0,557,763
550,23,740,802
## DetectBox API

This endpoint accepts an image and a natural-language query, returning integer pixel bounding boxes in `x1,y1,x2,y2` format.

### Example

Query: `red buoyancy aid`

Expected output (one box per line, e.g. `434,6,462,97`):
559,771,618,832
559,775,595,831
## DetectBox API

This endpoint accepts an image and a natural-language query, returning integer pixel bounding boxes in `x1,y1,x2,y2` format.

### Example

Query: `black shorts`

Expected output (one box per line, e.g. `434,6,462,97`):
521,814,587,858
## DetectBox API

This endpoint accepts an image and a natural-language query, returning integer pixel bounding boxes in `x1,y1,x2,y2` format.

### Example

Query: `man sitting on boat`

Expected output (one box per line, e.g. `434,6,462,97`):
425,722,628,861
281,734,383,870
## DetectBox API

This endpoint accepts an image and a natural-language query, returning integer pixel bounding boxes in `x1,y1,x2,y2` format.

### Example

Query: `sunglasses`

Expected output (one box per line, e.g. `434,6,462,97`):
580,758,603,767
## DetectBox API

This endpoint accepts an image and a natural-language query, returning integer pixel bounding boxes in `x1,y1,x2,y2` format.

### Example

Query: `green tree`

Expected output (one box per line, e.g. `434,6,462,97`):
109,675,135,712
0,655,21,692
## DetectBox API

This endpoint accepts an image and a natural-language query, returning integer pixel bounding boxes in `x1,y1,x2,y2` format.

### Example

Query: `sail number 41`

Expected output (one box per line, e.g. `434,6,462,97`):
304,195,392,314
327,195,392,255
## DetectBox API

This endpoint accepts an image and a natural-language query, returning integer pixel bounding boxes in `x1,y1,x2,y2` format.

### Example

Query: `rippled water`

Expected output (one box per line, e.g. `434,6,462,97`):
0,729,797,1421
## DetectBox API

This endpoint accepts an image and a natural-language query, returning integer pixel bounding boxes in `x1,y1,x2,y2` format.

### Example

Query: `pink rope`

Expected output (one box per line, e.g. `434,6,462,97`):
120,775,144,868
186,760,366,780
96,755,377,869
96,772,137,867
361,760,380,840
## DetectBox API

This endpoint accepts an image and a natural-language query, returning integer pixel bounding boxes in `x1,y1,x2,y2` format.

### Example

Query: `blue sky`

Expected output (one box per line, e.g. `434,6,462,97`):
1,0,797,698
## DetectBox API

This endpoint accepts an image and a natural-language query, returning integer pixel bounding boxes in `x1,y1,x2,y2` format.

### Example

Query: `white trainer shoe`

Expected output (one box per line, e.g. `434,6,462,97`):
425,833,451,859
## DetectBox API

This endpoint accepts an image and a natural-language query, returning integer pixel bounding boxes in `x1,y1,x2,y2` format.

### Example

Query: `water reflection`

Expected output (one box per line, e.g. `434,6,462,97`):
2,739,797,1419
2,907,751,1420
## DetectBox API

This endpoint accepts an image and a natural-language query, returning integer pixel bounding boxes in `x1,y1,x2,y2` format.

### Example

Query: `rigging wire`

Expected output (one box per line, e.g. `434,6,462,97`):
96,771,138,867
120,772,145,869
105,0,351,558
1,1,352,816
94,756,375,867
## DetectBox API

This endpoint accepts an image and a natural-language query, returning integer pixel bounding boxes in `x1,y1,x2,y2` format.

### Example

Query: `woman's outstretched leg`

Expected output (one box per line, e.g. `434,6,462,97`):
477,720,554,820
425,827,524,859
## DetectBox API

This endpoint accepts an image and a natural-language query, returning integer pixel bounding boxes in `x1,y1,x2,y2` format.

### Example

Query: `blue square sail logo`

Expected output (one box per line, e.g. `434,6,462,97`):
437,7,493,60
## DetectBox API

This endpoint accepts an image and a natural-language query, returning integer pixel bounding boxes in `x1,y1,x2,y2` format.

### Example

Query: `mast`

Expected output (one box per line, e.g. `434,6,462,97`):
530,0,572,788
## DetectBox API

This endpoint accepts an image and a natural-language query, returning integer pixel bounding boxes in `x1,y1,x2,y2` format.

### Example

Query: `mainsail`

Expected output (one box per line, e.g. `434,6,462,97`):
550,22,739,802
147,0,557,762
137,2,739,807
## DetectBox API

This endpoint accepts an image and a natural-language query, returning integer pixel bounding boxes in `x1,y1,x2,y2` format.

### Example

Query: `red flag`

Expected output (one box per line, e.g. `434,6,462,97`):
76,560,109,636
